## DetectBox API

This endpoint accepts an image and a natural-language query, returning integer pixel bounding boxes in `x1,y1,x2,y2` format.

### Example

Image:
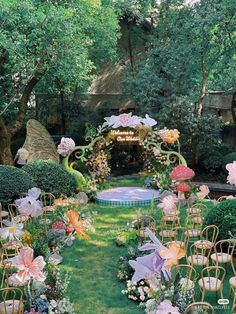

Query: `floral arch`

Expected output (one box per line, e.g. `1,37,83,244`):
58,113,187,190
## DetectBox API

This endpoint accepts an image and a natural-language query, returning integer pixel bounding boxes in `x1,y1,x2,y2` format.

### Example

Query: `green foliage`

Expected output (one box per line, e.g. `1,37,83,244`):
222,152,236,165
0,165,35,204
204,200,236,240
157,97,224,167
123,0,236,113
23,160,77,197
114,0,155,22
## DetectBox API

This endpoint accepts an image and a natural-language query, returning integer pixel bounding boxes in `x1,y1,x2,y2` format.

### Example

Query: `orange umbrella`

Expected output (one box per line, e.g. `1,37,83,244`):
159,243,185,270
66,210,90,240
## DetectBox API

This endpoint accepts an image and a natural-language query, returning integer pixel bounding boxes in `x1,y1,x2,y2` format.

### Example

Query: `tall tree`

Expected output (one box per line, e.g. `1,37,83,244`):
0,0,120,164
123,0,236,116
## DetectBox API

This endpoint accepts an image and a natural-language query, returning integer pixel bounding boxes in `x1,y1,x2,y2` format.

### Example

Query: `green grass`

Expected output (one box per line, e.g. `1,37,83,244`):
61,178,233,314
61,203,144,314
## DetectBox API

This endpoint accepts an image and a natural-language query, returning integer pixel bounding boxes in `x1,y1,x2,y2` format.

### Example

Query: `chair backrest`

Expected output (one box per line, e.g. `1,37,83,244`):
176,264,197,285
184,302,215,314
214,239,235,264
188,243,211,265
7,204,17,220
40,192,55,206
136,215,156,232
173,227,187,250
201,225,219,244
200,266,225,290
18,192,27,199
0,287,23,313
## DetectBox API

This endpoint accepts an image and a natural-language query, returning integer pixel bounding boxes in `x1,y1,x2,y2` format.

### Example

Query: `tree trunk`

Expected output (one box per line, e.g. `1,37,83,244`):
127,22,135,73
59,88,66,134
0,59,46,164
231,91,236,126
0,117,13,165
198,55,208,116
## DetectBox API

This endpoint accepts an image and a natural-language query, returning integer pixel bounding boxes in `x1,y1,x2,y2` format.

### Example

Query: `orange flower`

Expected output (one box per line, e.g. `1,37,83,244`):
159,129,180,144
159,243,185,270
66,210,90,240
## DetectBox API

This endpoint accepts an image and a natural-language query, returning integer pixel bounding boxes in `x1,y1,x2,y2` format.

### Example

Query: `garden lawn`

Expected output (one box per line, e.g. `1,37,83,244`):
61,203,144,314
62,177,233,314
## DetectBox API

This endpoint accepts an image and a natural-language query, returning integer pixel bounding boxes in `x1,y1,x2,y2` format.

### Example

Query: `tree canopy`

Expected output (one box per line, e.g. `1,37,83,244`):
0,0,120,163
123,0,236,115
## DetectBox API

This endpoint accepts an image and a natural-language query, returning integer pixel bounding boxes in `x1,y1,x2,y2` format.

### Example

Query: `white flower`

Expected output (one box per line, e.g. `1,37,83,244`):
0,220,24,241
15,196,43,218
28,187,41,199
141,114,157,127
50,299,57,308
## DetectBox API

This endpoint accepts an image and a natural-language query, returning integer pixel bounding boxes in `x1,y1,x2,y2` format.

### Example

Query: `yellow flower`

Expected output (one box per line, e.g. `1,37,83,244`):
22,231,32,247
159,129,180,144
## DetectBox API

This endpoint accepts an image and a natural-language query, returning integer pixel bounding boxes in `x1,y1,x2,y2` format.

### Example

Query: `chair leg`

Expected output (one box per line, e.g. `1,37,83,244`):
201,288,205,302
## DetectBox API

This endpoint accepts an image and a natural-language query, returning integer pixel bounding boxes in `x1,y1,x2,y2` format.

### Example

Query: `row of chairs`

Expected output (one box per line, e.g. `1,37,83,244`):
0,192,60,313
136,212,236,312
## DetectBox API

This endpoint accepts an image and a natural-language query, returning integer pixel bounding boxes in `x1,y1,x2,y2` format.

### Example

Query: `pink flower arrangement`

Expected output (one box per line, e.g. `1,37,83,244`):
196,184,210,199
57,137,75,157
8,247,46,285
103,113,157,129
158,194,179,215
226,161,236,186
156,300,180,314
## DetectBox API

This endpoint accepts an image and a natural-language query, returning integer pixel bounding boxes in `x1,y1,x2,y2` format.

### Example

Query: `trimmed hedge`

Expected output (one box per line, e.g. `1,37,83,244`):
0,165,35,204
222,152,236,165
204,199,236,240
23,160,77,197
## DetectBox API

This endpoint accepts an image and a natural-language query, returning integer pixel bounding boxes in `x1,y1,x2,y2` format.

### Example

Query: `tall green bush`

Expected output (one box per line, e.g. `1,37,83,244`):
0,165,35,204
204,199,236,240
23,160,77,197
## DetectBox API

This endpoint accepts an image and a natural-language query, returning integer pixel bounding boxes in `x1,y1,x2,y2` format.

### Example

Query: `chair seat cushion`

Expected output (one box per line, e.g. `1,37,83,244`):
194,240,213,249
13,215,29,223
198,277,222,291
0,300,23,314
211,252,231,263
187,255,208,266
159,230,177,238
185,229,201,237
2,241,22,250
43,205,55,212
187,208,200,214
179,277,195,289
229,276,236,288
0,211,9,218
163,215,178,221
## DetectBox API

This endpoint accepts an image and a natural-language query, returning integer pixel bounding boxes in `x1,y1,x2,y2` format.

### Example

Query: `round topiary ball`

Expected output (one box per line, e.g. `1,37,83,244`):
23,160,77,197
204,199,236,240
0,165,36,204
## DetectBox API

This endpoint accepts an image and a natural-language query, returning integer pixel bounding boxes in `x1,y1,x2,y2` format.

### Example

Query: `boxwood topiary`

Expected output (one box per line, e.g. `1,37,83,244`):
222,152,236,165
0,165,36,204
23,160,77,197
204,199,236,240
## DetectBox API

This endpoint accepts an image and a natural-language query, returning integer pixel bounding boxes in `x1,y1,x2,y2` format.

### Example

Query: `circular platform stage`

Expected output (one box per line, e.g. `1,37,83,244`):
96,186,159,206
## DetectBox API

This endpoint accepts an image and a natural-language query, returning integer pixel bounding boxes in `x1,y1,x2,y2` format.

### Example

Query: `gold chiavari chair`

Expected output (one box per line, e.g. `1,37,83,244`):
184,301,215,314
187,243,211,268
176,264,197,301
0,287,24,313
198,266,225,302
194,225,219,251
211,239,235,272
